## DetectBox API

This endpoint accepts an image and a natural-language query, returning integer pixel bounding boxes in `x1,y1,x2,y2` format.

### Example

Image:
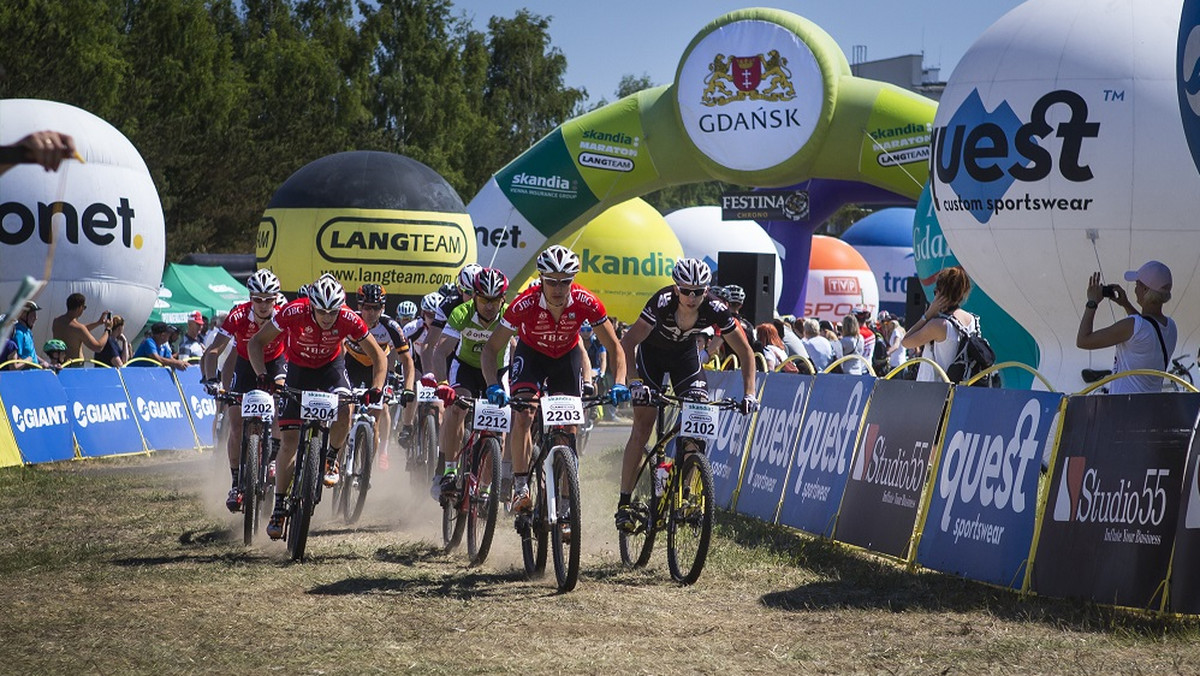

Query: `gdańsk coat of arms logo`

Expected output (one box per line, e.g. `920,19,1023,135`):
701,50,797,106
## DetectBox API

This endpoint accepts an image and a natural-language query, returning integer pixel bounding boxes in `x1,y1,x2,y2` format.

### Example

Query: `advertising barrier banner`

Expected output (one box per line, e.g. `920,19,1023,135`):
735,372,813,523
705,369,755,510
834,379,950,559
916,388,1064,589
0,369,76,464
1033,394,1199,608
1169,424,1200,614
177,373,216,448
57,368,145,457
118,367,199,451
777,374,873,537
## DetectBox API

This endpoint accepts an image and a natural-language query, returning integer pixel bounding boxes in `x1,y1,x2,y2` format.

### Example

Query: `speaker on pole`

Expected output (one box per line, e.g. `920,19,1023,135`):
717,252,776,326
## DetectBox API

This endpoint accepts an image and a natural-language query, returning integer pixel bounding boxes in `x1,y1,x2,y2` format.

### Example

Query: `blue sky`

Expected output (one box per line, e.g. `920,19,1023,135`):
452,0,1027,105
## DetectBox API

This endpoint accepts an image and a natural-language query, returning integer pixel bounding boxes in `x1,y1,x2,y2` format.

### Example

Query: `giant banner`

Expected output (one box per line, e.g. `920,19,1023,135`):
834,379,950,559
1169,423,1200,613
705,369,756,509
916,388,1063,589
177,373,216,448
735,373,813,523
0,369,76,464
777,374,873,537
58,368,144,457
1033,394,1199,608
118,368,199,451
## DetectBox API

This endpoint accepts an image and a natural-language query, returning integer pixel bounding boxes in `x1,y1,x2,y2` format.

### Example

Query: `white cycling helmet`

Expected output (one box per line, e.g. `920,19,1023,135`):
247,269,281,296
725,284,746,304
308,277,346,311
671,258,712,287
421,292,444,314
536,245,581,274
397,300,418,318
457,264,484,292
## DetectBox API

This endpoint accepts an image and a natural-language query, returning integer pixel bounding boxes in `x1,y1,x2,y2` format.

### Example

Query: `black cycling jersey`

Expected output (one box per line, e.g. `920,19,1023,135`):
638,286,738,351
433,288,465,329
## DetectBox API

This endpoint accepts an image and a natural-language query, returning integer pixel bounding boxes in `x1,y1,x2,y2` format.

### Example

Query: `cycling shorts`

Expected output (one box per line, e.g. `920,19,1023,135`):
633,341,707,405
229,355,286,394
509,340,583,397
279,356,352,426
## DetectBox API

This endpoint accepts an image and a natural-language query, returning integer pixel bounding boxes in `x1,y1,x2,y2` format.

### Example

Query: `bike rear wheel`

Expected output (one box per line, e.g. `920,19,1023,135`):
666,450,714,585
240,419,263,545
341,421,374,524
467,436,502,566
618,452,658,568
287,431,321,562
441,477,466,551
549,445,582,592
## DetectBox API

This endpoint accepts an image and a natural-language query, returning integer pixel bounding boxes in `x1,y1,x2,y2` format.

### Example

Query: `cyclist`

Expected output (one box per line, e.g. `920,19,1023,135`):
248,277,388,540
481,245,630,513
397,291,443,447
345,284,416,467
614,258,759,533
424,264,483,372
396,300,418,325
201,269,289,513
428,267,511,502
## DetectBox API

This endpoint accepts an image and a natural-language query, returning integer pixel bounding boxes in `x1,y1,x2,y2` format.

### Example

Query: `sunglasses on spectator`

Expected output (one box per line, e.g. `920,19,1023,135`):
677,286,708,297
541,276,575,287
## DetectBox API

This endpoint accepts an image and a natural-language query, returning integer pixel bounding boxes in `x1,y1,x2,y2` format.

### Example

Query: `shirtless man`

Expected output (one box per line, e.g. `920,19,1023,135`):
51,293,112,363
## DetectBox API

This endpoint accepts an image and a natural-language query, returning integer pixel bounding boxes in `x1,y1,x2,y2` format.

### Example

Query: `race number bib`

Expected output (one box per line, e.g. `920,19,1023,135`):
242,389,275,418
417,383,438,403
680,401,719,441
300,390,339,423
541,395,584,426
473,401,511,432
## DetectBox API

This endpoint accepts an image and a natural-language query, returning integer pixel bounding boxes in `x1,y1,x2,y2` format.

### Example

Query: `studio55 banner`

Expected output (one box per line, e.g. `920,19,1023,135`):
704,370,757,509
735,372,813,523
834,379,950,559
1170,429,1200,613
1033,393,1200,609
916,389,1064,589
777,375,874,537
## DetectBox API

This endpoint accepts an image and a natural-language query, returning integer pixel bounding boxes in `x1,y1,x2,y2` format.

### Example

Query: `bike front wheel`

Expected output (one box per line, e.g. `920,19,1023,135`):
618,452,658,568
240,419,264,546
549,445,582,592
287,431,321,562
666,450,714,585
467,436,502,566
341,421,374,524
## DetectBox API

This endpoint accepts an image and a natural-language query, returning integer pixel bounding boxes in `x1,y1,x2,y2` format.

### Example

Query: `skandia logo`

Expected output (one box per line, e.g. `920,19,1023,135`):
581,249,675,277
936,399,1041,532
0,198,142,249
582,129,636,145
1051,457,1172,527
1177,0,1200,175
73,401,130,428
792,381,865,495
136,397,184,422
10,404,68,433
931,89,1099,224
850,424,930,493
511,173,573,190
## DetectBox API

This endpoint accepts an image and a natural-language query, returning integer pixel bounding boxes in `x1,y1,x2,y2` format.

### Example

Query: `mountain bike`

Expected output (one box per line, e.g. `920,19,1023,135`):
407,382,442,489
331,387,385,524
277,386,362,562
619,392,739,585
509,393,606,592
440,395,506,565
214,388,276,545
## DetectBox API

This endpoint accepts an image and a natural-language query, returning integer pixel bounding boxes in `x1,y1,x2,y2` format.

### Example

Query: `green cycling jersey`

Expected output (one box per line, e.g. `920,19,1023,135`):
443,299,508,369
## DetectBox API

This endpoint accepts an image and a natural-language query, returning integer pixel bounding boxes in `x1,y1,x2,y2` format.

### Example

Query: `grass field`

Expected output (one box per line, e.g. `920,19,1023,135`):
3,426,1200,675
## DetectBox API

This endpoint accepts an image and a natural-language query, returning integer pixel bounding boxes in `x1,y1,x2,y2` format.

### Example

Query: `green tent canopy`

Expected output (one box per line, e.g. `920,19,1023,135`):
147,263,249,326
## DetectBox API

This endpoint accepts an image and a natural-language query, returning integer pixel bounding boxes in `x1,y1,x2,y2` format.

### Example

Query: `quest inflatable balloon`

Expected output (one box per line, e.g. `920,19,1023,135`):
841,208,917,318
0,99,166,347
513,199,683,324
258,151,475,298
805,235,878,323
663,206,783,305
932,0,1200,391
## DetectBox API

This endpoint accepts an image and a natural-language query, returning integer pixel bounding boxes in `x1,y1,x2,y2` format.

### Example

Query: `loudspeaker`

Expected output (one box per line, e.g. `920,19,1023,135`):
904,275,929,328
717,251,776,327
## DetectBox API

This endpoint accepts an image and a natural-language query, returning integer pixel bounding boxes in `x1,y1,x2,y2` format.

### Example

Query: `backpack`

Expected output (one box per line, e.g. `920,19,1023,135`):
941,313,999,386
870,330,888,373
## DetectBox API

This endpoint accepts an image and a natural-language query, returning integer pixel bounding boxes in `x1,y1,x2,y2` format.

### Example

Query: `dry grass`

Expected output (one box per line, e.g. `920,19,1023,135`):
3,426,1200,675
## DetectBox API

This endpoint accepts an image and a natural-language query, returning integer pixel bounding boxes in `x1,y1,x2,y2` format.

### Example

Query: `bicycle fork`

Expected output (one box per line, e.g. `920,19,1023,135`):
542,448,559,527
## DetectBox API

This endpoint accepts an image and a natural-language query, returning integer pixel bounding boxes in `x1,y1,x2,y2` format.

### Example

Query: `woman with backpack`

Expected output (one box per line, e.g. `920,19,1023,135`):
901,266,977,383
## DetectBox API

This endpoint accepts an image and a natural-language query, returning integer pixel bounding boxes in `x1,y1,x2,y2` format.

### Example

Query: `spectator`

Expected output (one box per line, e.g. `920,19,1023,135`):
878,312,910,376
820,320,844,363
166,325,182,357
1077,261,1177,394
902,266,976,382
755,323,788,371
0,130,79,175
42,339,67,372
131,322,190,370
800,318,835,372
51,292,112,364
178,311,207,360
839,315,868,375
854,306,877,364
12,301,40,367
775,317,807,359
96,314,131,367
0,314,19,368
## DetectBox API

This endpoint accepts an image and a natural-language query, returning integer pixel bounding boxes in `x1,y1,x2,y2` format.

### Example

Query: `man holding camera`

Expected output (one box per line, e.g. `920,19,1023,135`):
1077,261,1177,394
51,292,113,365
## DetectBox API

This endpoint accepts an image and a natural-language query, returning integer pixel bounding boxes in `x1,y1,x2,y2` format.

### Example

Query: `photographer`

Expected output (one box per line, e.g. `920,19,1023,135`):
1077,261,1176,394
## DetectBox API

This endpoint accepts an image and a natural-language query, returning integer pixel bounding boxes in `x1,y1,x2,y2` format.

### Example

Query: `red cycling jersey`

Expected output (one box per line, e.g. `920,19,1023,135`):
500,283,608,358
272,298,369,368
219,301,286,361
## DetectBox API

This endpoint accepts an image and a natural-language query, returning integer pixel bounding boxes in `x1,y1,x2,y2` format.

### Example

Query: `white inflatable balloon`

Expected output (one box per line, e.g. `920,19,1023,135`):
663,206,783,305
0,99,165,349
932,0,1200,391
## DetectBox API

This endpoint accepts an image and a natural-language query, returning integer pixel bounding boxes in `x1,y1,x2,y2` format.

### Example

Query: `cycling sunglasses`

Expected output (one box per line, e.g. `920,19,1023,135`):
678,286,708,297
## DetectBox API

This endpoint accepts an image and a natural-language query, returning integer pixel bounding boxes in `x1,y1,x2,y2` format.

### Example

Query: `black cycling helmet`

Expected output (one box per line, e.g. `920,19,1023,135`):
357,283,385,305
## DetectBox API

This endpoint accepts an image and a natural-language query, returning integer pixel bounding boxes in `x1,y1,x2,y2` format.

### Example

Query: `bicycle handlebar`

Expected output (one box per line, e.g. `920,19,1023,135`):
648,392,741,410
277,386,365,406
